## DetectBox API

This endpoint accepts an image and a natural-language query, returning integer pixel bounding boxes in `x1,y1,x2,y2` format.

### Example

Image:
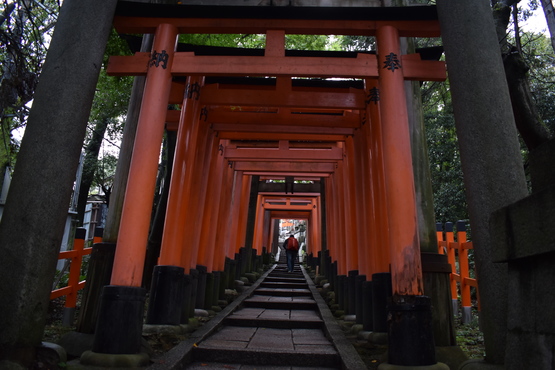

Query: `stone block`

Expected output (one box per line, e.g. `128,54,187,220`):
529,138,555,193
491,184,555,262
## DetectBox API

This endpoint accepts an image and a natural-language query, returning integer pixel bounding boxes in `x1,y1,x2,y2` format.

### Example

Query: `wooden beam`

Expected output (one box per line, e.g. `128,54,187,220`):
216,132,348,142
211,123,354,136
107,53,445,81
205,109,361,128
232,161,336,173
200,85,365,110
245,171,331,178
223,146,343,161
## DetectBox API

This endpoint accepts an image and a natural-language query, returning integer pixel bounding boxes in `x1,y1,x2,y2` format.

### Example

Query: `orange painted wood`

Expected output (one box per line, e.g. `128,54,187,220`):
217,131,349,142
200,85,366,110
223,171,241,258
113,15,440,38
213,123,353,136
265,30,285,57
343,137,359,272
352,130,369,276
252,194,265,252
377,25,423,296
108,52,444,81
184,124,215,270
224,146,343,161
110,23,178,287
232,161,336,174
190,109,361,128
214,160,235,270
158,76,204,268
197,136,226,272
234,173,251,254
364,79,390,275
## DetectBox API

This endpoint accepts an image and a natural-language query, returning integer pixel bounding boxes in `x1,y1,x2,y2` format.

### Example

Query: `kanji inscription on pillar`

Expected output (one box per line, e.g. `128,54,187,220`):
366,87,380,104
149,50,169,69
383,52,402,71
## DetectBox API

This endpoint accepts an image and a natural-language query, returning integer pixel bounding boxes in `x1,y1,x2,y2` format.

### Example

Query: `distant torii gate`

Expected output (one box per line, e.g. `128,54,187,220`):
87,3,447,368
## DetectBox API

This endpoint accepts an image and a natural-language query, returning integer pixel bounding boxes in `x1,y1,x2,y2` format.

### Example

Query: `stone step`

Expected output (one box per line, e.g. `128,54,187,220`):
254,288,311,297
264,276,306,283
243,295,317,310
221,317,324,330
260,281,309,289
192,326,340,368
192,347,340,368
223,316,324,329
185,362,338,370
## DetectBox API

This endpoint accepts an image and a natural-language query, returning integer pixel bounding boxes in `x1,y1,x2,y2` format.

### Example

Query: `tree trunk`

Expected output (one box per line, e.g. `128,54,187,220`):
0,0,117,363
504,52,552,150
76,117,110,226
102,35,153,243
142,130,176,289
437,0,529,365
492,1,552,150
540,0,555,54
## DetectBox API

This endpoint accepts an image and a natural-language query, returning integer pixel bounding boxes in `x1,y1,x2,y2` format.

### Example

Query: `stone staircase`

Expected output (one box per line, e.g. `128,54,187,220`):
149,258,366,370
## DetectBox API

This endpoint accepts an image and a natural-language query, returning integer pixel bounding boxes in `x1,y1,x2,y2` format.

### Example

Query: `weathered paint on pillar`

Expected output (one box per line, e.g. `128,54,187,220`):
213,152,236,271
344,136,359,272
366,78,391,274
111,23,178,287
234,173,251,253
225,171,244,258
352,128,370,276
185,121,214,270
196,133,224,272
158,76,204,268
376,25,423,296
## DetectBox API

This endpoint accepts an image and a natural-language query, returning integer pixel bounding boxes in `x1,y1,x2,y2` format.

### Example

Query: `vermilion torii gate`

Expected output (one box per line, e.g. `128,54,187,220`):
86,2,448,368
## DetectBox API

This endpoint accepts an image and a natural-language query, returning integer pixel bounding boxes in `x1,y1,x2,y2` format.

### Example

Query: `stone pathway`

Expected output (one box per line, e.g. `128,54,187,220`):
150,259,366,370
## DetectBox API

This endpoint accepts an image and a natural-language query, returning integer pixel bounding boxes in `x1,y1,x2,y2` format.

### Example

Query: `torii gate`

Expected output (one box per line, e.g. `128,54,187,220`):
86,2,447,368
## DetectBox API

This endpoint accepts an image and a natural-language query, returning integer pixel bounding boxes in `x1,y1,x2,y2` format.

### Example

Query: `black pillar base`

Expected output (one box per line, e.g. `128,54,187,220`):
372,272,392,333
204,272,215,309
93,285,146,355
387,295,436,366
146,265,185,325
362,280,373,331
347,270,358,315
195,265,207,309
213,271,222,304
189,269,199,317
355,274,366,325
228,259,237,289
76,242,116,334
180,274,193,323
337,275,346,310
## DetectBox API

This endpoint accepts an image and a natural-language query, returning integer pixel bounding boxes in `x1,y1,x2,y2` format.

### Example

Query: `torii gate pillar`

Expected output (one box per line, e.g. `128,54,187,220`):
82,23,178,365
376,25,447,369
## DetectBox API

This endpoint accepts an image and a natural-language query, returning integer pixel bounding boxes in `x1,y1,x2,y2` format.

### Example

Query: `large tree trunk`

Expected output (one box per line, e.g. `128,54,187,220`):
0,0,117,364
492,1,552,150
540,0,555,54
142,131,176,289
437,0,529,365
76,118,110,226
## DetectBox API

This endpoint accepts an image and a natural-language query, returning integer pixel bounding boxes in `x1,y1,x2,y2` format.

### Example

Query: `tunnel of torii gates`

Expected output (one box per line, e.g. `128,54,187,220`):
90,2,451,365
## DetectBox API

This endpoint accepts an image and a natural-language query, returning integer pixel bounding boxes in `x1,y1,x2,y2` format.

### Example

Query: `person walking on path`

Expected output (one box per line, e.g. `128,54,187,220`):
283,234,299,272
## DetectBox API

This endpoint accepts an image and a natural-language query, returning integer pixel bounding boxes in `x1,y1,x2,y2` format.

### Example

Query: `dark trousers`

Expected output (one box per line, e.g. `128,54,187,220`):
286,249,296,272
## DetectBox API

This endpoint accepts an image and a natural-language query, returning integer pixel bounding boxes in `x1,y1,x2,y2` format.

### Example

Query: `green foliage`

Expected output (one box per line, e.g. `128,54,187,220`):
179,33,338,51
425,109,468,223
0,0,60,162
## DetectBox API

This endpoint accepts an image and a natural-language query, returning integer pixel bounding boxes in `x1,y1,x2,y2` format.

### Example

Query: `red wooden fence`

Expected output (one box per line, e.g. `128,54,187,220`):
436,221,480,324
50,227,102,324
